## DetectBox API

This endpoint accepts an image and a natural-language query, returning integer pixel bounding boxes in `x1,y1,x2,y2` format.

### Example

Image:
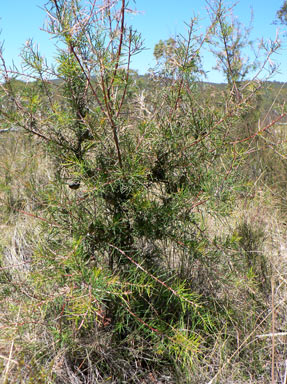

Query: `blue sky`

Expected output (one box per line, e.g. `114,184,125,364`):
0,0,286,82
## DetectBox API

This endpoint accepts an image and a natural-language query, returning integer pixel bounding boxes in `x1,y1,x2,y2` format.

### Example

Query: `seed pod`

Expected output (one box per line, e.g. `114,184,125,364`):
68,181,81,190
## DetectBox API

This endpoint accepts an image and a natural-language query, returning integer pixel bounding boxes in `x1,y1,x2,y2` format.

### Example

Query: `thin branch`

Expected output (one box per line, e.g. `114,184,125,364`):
108,244,200,309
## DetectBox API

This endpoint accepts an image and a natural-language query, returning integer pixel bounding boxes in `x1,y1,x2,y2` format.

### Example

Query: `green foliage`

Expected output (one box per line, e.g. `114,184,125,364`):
153,24,201,80
277,0,287,24
235,221,269,292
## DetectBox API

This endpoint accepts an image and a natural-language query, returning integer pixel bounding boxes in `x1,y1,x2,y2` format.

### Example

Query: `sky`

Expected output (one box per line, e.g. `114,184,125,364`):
0,0,286,83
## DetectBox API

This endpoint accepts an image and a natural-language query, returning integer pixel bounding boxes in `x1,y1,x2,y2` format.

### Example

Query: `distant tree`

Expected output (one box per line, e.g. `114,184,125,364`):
153,31,201,79
277,1,287,24
208,0,258,101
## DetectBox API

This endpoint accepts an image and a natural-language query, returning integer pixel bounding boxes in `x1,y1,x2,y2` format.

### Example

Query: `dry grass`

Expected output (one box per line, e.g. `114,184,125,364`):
1,132,287,383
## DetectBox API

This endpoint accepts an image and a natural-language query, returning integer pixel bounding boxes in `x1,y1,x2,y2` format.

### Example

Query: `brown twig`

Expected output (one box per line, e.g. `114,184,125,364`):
271,277,275,384
108,243,200,309
231,112,287,145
